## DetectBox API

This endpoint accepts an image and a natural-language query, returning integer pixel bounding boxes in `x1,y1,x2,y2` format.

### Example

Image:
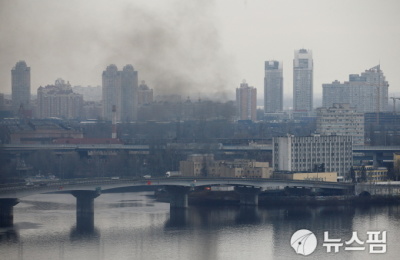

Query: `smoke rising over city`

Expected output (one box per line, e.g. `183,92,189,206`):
0,0,235,99
1,0,400,103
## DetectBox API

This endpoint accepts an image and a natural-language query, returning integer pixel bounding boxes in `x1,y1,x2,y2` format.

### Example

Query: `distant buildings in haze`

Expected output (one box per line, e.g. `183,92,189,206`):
102,64,139,122
293,49,313,112
37,78,83,119
137,81,153,107
236,81,257,121
264,60,283,114
11,61,31,114
322,65,389,113
5,56,391,125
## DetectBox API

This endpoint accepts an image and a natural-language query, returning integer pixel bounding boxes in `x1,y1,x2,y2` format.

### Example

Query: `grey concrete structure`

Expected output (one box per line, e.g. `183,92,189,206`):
293,49,313,112
11,61,30,113
322,65,389,113
102,64,138,122
165,186,191,208
0,198,19,227
236,81,257,121
273,135,353,178
235,186,261,206
37,79,83,119
264,60,283,113
316,104,364,145
71,190,100,231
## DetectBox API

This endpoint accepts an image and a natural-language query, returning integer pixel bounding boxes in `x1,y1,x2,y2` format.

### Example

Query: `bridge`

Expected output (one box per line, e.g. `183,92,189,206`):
0,177,353,228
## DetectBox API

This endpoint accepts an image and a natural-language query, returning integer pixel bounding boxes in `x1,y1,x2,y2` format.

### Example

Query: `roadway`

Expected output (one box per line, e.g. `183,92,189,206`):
3,143,400,153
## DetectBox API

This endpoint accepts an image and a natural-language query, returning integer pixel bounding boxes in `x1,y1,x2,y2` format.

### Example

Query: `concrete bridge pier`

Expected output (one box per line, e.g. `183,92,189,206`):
165,186,191,209
0,198,19,227
71,190,100,232
235,186,261,206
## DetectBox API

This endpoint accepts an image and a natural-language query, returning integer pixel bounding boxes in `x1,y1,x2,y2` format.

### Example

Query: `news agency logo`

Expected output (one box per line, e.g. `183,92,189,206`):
290,229,387,256
290,229,318,256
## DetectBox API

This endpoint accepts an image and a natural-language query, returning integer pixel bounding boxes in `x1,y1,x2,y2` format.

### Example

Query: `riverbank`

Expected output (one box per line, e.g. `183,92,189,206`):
154,189,400,206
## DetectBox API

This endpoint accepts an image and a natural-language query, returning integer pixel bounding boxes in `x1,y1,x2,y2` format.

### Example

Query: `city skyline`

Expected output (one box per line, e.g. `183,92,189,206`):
1,0,399,103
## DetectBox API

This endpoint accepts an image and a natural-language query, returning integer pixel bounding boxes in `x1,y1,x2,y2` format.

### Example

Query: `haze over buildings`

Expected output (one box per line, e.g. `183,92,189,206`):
236,81,257,121
0,0,399,104
37,78,83,119
11,61,30,113
102,64,138,122
322,65,389,113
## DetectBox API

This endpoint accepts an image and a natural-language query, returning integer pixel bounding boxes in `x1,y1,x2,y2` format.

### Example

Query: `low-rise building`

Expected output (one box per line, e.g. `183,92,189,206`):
3,119,83,144
274,171,338,182
179,154,272,178
352,165,388,182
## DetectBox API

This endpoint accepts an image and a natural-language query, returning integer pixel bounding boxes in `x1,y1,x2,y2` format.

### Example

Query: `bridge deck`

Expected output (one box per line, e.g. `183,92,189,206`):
0,177,354,199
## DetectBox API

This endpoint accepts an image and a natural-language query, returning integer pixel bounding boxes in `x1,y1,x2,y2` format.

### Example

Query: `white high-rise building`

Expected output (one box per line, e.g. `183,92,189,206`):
316,104,364,145
264,60,283,113
322,65,389,113
37,79,83,119
293,49,313,112
11,61,31,113
273,135,353,178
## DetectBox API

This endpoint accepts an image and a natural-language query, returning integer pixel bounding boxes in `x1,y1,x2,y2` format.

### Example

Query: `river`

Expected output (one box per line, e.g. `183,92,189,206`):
1,192,399,260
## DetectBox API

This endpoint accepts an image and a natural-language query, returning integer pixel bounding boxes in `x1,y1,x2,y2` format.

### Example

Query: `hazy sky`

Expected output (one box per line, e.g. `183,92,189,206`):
1,0,399,106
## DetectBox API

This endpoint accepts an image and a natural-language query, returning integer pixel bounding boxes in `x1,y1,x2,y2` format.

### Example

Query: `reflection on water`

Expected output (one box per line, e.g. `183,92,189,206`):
1,192,399,260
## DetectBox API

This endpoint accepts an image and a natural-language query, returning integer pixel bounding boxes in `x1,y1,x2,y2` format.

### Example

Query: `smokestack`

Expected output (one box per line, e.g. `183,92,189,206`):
112,105,117,139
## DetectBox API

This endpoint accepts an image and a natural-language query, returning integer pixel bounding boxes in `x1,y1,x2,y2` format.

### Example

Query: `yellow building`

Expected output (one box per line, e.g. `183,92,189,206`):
274,172,338,182
179,155,272,178
353,166,387,182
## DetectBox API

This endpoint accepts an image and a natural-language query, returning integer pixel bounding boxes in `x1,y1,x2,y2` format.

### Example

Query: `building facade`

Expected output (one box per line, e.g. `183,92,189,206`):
37,79,83,119
274,171,338,182
236,81,257,121
264,60,283,113
137,80,153,107
179,154,272,178
322,65,389,113
11,61,31,113
293,49,313,112
102,64,138,122
273,135,353,178
316,103,365,145
352,165,388,182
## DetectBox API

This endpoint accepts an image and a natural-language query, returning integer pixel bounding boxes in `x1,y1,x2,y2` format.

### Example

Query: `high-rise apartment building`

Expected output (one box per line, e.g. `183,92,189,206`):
293,49,313,112
322,65,389,113
37,79,83,119
273,135,353,178
102,64,138,122
316,104,364,145
102,65,120,121
120,65,138,122
137,81,153,107
236,81,257,121
264,60,283,113
11,61,31,113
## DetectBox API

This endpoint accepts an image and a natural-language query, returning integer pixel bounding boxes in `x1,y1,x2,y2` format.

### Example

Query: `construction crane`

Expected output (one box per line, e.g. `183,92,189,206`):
390,97,400,114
